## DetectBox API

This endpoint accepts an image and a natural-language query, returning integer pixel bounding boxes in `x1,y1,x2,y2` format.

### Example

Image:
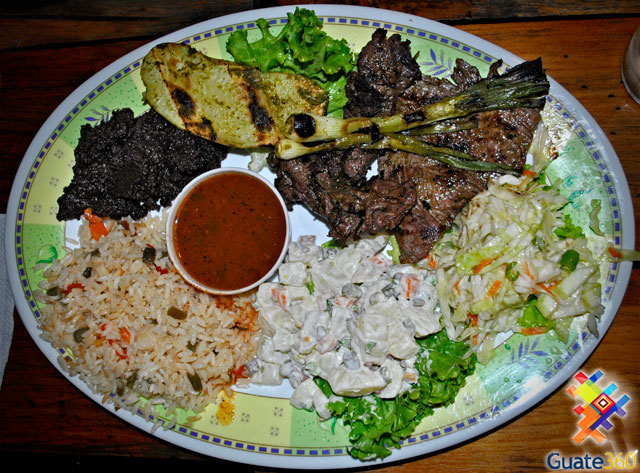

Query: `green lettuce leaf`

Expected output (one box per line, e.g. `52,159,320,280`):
316,330,476,460
554,214,585,240
226,7,355,116
517,295,554,330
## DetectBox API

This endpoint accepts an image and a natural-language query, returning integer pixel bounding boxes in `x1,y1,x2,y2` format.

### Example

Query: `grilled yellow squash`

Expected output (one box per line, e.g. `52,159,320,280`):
141,42,328,148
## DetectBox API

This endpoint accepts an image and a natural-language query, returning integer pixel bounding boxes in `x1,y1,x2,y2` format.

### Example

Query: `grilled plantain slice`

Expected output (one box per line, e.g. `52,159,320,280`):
141,42,328,148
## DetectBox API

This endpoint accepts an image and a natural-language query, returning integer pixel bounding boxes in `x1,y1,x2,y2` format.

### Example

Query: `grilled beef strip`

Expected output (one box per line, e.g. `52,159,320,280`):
270,29,542,263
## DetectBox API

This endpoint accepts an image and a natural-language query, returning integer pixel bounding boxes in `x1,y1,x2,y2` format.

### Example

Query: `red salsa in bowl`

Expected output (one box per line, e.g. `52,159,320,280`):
166,168,290,294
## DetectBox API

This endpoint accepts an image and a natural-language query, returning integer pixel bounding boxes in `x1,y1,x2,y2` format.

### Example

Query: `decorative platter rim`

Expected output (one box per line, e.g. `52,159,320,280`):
5,5,635,469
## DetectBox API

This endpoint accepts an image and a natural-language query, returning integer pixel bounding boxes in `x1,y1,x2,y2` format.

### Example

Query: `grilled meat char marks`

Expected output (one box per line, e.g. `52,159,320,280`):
271,29,542,263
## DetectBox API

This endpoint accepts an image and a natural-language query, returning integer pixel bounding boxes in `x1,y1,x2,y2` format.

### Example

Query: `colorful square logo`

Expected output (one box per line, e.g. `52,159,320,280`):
567,370,630,444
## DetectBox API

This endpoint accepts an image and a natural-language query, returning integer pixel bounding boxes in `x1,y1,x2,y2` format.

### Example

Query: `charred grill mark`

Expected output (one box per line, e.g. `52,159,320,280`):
357,123,381,142
403,110,426,123
193,117,216,141
247,88,273,133
171,87,196,119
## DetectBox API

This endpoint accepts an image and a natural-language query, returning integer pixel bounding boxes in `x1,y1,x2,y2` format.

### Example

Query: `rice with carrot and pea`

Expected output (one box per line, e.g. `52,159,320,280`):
36,209,260,418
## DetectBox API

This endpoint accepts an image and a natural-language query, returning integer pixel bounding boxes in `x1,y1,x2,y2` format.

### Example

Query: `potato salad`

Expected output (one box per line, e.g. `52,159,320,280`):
250,235,441,418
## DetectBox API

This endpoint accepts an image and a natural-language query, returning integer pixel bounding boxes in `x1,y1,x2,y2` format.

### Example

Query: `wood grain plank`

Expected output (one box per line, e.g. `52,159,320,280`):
3,0,639,51
266,0,640,21
0,0,256,50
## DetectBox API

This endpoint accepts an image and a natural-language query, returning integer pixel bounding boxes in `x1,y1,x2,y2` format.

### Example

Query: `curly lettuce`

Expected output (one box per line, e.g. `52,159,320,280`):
226,7,355,116
315,330,476,460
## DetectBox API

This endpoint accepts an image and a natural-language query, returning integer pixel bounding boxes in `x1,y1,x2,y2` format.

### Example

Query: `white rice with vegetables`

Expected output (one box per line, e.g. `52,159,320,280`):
36,210,261,416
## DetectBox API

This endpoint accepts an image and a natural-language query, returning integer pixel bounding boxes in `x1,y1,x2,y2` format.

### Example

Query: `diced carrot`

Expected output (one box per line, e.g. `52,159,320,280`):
522,261,535,281
473,257,496,275
271,287,289,310
120,327,131,344
62,282,84,296
115,347,128,360
84,208,109,240
231,364,248,380
487,279,502,297
401,274,420,299
523,169,537,177
334,296,355,308
468,313,478,327
369,255,390,271
537,281,557,296
608,247,623,259
521,326,549,336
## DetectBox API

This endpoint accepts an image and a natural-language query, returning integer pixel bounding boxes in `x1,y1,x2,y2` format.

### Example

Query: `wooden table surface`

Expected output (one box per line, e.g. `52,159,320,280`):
1,1,639,471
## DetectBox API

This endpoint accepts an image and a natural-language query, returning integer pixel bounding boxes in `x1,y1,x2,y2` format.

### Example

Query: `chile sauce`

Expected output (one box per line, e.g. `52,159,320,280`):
172,171,287,292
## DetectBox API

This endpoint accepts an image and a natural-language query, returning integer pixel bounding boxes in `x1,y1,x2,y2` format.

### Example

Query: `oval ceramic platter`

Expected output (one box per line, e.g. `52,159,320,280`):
5,5,635,469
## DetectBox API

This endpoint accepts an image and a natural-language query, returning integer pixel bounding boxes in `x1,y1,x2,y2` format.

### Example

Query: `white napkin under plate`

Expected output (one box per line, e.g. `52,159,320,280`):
0,214,15,389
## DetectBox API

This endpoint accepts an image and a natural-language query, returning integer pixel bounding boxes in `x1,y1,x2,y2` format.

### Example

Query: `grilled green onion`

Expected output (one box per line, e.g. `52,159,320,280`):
46,286,60,297
126,371,138,389
284,58,549,143
401,115,479,136
278,132,520,174
142,246,156,265
368,135,521,174
589,199,604,236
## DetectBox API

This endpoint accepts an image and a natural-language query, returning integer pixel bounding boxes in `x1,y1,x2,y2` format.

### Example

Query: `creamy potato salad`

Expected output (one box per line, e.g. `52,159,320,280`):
249,235,441,418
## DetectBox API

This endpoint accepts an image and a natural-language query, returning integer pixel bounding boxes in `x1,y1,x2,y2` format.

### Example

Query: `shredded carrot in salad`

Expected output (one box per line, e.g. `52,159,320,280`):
487,280,502,297
473,257,496,275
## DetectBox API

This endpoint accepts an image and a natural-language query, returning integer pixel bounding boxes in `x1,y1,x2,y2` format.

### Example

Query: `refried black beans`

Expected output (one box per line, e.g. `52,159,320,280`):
57,108,227,221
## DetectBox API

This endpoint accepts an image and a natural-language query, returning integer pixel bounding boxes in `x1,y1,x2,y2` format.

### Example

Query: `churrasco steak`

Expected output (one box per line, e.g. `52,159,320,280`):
270,29,542,263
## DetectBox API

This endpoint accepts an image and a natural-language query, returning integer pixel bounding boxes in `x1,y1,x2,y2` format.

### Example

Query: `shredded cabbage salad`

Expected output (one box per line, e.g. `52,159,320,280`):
428,171,606,363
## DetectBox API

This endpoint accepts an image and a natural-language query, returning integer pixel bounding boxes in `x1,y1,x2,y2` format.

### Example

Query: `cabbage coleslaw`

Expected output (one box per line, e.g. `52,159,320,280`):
428,171,607,363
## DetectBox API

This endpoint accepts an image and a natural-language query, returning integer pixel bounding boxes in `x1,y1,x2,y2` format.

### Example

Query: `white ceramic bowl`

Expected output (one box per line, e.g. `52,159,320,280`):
166,167,291,295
